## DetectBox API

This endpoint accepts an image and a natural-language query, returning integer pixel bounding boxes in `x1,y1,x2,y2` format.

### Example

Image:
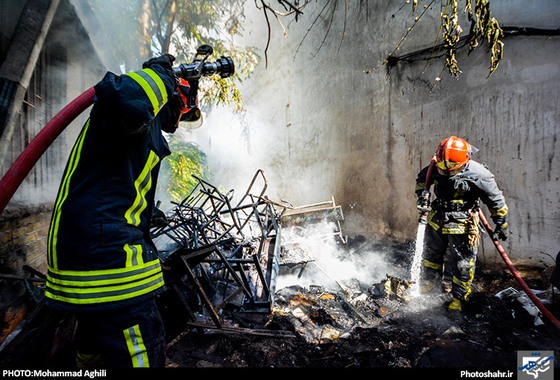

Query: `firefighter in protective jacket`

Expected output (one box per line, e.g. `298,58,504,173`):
415,136,508,312
45,54,198,367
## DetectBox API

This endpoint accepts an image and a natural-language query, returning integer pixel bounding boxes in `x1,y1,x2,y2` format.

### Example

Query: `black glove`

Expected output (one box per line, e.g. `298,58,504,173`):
142,54,177,89
494,224,508,241
142,53,175,70
416,191,431,213
151,207,169,228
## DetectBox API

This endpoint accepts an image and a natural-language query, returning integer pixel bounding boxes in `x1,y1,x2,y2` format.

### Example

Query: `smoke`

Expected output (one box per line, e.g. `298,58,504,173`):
179,104,323,207
276,221,403,292
185,108,262,195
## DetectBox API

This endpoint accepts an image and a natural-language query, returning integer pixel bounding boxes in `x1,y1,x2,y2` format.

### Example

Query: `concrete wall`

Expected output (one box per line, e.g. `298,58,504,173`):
188,1,559,269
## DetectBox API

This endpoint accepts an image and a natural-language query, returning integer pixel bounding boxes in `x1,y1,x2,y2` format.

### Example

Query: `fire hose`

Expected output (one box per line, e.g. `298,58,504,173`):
0,87,95,216
478,210,560,331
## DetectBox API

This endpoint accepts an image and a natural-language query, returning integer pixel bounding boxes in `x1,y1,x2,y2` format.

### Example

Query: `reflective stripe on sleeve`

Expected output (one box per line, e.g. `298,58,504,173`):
126,68,168,115
489,204,508,217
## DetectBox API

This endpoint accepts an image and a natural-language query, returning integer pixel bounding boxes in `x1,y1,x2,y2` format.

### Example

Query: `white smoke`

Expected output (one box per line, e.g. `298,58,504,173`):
276,221,402,292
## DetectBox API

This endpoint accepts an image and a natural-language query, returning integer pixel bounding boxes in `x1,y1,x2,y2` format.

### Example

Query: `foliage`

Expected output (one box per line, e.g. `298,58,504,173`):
350,0,504,80
160,136,208,203
409,0,504,77
464,0,504,77
85,0,259,200
144,0,260,111
85,0,259,110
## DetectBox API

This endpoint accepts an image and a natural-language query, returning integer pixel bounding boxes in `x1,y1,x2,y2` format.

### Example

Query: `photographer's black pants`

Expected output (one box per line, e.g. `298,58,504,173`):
74,297,166,368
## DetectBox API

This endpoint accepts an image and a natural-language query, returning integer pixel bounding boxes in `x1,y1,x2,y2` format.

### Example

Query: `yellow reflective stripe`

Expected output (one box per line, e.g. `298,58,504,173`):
45,270,164,305
423,259,442,270
452,276,472,289
442,225,468,234
47,259,161,288
124,325,150,368
126,68,168,115
490,204,508,217
48,119,91,270
124,244,144,267
125,151,160,226
427,210,439,230
127,72,159,114
144,68,168,105
415,183,426,192
452,259,475,300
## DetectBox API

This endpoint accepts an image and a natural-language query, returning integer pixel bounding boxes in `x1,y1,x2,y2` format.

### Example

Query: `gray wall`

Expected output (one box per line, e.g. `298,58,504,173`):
187,1,559,269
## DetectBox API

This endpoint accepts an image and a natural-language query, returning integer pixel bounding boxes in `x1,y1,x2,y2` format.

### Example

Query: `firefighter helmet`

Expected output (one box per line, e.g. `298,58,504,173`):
176,78,202,129
435,136,472,174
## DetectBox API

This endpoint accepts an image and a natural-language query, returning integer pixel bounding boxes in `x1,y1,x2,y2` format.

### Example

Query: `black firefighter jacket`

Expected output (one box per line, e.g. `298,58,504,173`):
415,160,508,234
45,59,178,311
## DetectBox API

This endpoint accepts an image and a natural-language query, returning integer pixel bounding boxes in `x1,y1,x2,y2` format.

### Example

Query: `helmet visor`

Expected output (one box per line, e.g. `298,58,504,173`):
437,159,462,172
179,108,203,130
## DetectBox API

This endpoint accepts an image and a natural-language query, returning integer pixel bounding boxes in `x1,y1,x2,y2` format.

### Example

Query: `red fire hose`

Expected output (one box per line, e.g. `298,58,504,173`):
478,210,560,331
0,87,95,216
425,154,437,188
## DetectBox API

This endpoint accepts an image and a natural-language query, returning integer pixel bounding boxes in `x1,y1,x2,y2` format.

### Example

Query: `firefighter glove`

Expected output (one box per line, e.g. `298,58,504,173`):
416,191,431,213
142,53,175,70
494,224,508,241
151,207,169,228
142,54,177,89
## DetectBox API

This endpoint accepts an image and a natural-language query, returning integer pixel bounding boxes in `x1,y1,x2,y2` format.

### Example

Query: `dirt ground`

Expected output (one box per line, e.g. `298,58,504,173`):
163,239,560,370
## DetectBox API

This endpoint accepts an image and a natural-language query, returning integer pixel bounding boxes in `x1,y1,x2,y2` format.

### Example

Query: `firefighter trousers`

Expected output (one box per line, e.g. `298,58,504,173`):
74,296,166,368
421,224,477,301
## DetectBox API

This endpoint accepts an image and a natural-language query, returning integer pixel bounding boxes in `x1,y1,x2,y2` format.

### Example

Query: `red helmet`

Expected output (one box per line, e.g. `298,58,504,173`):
176,78,202,128
435,136,472,172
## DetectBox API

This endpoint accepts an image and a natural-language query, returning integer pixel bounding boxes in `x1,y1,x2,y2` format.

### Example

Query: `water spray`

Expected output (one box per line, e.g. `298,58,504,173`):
410,155,437,296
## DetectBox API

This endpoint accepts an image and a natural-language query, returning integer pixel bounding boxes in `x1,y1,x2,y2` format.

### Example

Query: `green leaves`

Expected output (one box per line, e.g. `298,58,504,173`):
160,137,209,203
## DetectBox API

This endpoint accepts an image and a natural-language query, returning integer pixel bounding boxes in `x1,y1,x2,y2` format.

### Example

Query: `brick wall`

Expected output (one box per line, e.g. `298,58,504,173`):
0,204,52,343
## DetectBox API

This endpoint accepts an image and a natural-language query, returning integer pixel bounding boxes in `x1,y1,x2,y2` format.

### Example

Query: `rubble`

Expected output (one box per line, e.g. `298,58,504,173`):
1,171,559,370
163,200,560,368
495,287,545,326
152,170,350,336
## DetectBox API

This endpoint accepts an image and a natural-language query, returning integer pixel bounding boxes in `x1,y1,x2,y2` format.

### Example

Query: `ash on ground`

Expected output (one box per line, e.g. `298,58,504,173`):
165,234,560,368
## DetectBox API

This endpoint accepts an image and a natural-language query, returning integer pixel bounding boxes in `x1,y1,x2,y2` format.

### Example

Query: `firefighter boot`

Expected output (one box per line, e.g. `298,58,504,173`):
448,298,462,312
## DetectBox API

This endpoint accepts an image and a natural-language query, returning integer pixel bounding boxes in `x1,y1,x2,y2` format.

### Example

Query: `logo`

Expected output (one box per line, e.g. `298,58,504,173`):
517,351,554,380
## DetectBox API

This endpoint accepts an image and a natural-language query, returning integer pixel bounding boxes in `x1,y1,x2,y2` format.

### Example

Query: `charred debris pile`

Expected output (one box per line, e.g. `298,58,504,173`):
152,171,560,368
1,170,558,368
